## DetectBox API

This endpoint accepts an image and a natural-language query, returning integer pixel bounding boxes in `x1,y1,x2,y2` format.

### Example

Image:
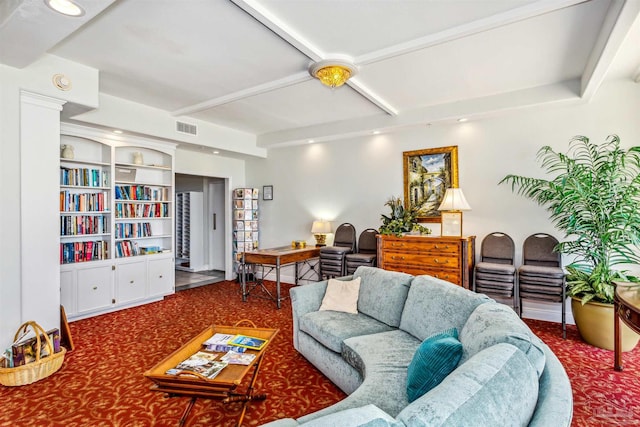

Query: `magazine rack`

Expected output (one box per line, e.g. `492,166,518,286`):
0,321,66,386
144,321,278,426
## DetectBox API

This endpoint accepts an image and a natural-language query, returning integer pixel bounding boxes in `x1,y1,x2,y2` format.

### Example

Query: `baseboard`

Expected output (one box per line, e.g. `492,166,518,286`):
522,299,575,325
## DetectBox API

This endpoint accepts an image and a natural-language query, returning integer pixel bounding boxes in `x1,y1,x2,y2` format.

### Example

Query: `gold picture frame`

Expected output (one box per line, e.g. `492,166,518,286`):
403,146,459,223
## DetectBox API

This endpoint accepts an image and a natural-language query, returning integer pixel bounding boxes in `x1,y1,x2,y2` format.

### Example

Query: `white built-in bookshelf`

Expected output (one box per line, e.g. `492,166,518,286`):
59,123,176,321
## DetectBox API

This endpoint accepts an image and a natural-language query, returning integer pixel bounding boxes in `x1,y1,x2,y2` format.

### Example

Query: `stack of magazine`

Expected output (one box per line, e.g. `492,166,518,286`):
165,352,227,379
165,333,267,378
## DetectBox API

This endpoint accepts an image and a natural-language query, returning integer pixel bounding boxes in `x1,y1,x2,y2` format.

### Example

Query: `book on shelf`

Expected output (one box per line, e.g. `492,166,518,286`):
11,328,61,367
165,351,227,379
220,350,256,365
202,333,247,353
228,334,268,351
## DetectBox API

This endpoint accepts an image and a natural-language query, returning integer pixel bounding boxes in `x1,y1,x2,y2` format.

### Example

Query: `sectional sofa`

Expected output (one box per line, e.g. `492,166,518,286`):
262,266,573,426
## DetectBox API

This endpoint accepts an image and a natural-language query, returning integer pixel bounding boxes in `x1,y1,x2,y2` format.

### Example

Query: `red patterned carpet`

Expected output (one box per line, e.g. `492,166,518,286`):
1,280,639,426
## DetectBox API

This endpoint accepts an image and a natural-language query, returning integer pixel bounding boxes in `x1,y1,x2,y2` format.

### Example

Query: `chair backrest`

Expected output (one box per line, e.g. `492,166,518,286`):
480,232,515,265
333,223,357,252
357,228,378,254
522,233,561,267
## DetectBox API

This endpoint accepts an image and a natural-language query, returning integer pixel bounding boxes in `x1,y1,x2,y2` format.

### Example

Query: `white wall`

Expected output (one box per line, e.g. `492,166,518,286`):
246,79,640,323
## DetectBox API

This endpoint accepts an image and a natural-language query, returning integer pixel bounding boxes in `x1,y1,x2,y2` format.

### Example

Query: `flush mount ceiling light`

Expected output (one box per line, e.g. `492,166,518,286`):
45,0,85,17
309,59,357,88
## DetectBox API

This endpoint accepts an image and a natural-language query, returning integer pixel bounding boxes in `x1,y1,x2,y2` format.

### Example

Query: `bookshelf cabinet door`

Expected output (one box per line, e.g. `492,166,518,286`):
77,265,113,313
148,257,174,297
60,270,77,316
117,259,147,304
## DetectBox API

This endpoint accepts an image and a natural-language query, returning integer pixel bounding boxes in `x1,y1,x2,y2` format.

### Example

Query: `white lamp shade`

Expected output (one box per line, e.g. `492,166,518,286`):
437,188,471,211
311,220,332,234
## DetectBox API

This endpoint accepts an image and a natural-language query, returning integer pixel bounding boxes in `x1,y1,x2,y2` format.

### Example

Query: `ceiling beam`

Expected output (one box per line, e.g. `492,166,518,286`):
257,79,583,148
580,0,640,100
230,0,324,61
172,71,311,116
355,0,590,65
230,0,399,116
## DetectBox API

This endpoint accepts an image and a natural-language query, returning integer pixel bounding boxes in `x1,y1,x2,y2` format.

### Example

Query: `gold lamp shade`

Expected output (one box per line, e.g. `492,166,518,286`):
315,66,351,88
309,59,357,88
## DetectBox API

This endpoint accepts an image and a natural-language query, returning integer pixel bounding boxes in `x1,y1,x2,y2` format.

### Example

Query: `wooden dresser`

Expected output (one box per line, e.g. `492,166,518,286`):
377,234,475,289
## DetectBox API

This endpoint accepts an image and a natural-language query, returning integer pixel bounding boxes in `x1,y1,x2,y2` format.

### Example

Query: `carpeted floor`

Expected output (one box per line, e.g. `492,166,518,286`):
1,280,639,426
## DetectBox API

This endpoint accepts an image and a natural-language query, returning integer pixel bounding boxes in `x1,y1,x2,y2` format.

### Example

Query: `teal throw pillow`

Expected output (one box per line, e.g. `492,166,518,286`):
406,328,462,403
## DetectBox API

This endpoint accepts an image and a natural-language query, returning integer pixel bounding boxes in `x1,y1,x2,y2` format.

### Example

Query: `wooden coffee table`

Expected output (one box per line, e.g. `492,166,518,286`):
144,322,279,426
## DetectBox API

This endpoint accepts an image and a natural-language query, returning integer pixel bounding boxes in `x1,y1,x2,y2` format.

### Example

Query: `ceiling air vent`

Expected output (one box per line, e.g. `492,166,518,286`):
176,121,197,136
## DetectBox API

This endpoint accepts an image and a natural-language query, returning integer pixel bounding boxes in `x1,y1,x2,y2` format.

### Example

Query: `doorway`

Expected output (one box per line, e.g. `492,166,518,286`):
174,173,227,290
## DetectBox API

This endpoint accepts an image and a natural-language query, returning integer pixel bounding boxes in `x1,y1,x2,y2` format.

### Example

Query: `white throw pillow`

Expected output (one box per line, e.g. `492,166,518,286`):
319,277,361,314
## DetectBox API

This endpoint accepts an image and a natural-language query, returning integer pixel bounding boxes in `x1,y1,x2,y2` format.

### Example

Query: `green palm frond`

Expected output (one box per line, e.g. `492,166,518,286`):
501,135,640,304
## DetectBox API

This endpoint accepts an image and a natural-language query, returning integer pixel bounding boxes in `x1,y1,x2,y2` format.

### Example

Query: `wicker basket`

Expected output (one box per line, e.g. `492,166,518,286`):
0,321,66,387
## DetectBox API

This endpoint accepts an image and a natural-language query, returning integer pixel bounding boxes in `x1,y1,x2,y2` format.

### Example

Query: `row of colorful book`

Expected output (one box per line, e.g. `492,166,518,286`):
60,191,107,213
60,167,109,188
60,215,108,236
60,241,108,264
115,222,152,239
115,240,140,258
115,202,169,218
115,185,169,201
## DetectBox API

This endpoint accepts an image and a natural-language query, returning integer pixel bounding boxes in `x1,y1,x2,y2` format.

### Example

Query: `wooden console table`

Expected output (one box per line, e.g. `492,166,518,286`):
614,281,640,371
377,234,475,289
241,246,320,309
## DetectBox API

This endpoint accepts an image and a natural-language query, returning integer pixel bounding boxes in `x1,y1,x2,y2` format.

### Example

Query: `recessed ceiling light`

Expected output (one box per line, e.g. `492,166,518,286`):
45,0,85,17
372,130,381,135
113,130,123,134
458,118,468,123
308,139,315,144
213,151,220,154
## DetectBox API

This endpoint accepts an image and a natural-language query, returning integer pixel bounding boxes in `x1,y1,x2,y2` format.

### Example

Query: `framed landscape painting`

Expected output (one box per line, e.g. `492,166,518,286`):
403,146,459,222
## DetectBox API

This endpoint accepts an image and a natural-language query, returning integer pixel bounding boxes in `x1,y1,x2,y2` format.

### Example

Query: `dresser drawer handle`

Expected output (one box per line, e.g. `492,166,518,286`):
391,256,406,260
391,243,405,247
433,259,448,264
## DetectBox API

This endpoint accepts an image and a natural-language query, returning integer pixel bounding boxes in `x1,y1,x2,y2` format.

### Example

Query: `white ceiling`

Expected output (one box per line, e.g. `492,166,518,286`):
1,0,639,149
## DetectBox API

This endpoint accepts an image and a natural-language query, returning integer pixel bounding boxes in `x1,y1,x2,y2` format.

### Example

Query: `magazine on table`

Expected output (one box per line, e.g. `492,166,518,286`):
228,334,268,351
202,333,247,353
221,350,256,365
166,351,228,379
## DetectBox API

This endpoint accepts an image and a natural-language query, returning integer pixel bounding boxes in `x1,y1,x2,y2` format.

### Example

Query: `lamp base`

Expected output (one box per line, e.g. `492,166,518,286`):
314,234,327,247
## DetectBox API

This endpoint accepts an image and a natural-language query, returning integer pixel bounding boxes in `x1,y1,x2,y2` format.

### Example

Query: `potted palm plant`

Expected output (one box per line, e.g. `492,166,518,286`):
500,135,640,350
379,196,431,237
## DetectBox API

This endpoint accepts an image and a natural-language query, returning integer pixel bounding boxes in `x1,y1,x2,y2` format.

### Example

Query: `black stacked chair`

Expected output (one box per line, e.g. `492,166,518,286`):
518,233,567,338
319,223,357,279
474,232,518,314
345,228,378,275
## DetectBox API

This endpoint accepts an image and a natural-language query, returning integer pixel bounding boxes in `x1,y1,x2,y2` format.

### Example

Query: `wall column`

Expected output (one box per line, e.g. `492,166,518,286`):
20,91,65,330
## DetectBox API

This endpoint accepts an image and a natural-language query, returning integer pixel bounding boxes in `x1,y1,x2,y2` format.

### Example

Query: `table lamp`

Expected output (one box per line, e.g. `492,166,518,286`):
437,188,471,236
311,220,332,247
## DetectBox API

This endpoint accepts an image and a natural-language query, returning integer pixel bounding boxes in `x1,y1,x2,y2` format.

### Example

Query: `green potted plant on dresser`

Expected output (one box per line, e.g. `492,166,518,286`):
379,196,431,237
501,135,640,351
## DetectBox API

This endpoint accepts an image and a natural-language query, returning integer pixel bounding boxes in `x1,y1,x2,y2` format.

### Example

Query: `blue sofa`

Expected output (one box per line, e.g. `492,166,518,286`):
262,267,573,427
